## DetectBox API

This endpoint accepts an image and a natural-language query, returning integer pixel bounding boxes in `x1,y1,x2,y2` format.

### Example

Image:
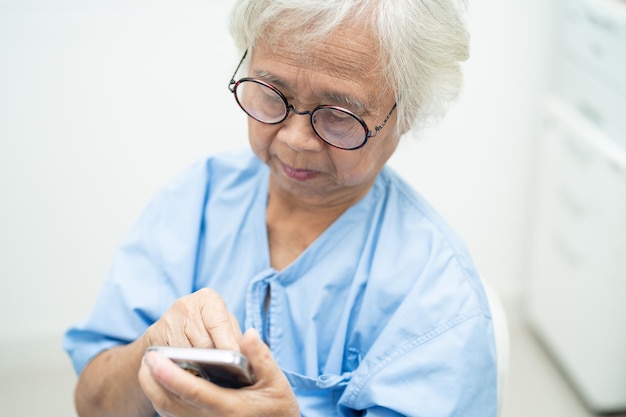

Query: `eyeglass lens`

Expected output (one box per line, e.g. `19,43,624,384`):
234,79,368,150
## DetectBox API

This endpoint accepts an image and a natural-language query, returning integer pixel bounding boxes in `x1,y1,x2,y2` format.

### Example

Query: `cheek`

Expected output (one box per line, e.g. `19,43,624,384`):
330,151,377,184
331,136,399,184
247,122,275,160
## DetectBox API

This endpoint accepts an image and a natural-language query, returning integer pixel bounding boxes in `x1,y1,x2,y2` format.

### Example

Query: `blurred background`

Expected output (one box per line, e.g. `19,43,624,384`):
1,0,624,415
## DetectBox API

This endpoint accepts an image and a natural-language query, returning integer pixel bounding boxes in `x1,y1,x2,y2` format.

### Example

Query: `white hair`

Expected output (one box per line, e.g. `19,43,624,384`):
230,0,469,136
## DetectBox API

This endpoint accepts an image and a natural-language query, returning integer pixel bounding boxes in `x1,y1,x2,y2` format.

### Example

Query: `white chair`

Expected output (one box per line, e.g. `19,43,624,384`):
481,277,510,417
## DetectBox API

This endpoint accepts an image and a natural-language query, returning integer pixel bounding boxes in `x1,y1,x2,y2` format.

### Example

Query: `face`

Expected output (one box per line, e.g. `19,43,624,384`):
245,25,401,210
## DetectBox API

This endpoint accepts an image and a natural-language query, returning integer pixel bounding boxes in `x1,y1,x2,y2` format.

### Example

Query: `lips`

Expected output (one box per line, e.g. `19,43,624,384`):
280,161,319,181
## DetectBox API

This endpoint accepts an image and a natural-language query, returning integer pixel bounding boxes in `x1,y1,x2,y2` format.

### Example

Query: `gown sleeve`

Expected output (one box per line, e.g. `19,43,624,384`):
62,160,211,374
340,311,497,417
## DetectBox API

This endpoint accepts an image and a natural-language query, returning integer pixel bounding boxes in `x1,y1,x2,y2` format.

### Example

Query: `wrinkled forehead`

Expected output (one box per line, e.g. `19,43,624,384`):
257,20,385,85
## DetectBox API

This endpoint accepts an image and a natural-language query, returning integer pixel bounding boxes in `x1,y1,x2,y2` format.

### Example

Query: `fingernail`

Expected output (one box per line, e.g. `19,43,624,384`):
143,351,157,369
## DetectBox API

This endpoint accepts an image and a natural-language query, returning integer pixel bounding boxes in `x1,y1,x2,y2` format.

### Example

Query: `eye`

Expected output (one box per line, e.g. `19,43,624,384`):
313,107,365,146
236,80,287,122
258,85,280,100
256,83,285,108
319,109,358,131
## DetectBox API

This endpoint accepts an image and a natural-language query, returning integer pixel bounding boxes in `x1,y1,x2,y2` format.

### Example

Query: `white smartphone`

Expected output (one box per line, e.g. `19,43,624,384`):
146,346,256,388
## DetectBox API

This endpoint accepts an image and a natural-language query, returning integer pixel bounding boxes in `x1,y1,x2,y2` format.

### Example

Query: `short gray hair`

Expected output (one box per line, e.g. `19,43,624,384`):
230,0,469,136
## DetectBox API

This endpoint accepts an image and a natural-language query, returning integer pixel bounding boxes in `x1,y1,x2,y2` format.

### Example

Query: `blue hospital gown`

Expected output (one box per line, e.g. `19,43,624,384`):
64,149,497,416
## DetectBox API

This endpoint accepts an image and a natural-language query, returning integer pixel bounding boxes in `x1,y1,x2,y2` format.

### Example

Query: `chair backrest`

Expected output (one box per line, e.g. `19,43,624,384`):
481,277,510,417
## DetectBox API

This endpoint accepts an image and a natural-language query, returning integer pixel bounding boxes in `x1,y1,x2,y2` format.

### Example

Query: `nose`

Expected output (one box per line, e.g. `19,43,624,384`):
288,104,313,117
277,107,324,152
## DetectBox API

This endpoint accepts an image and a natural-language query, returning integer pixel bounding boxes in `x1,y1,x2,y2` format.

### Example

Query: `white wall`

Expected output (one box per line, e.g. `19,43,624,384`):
0,0,558,373
390,0,558,297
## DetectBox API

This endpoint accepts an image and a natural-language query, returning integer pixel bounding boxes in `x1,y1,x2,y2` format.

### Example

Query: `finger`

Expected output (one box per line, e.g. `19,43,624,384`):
230,312,243,341
141,351,207,415
138,352,187,416
240,328,278,384
198,289,240,351
143,350,239,413
181,318,215,349
240,329,300,416
145,300,202,348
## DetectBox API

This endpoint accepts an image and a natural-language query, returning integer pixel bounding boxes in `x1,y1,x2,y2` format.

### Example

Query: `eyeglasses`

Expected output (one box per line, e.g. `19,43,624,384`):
228,50,396,150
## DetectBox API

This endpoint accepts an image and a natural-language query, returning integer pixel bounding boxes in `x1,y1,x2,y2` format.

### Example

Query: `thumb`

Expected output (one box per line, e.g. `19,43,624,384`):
240,328,282,385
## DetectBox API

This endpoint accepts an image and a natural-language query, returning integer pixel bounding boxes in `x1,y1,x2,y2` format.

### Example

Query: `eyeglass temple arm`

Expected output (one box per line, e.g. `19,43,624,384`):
369,103,397,138
228,49,249,92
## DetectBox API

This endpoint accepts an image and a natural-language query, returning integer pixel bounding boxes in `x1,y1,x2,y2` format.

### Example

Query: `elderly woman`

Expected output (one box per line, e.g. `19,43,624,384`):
64,0,497,416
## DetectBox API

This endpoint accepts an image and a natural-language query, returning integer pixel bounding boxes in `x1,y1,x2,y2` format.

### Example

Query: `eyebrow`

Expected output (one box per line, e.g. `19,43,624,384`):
253,69,369,114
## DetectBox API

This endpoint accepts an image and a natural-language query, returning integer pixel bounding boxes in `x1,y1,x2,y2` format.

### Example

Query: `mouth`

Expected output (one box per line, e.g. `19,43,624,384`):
280,161,319,181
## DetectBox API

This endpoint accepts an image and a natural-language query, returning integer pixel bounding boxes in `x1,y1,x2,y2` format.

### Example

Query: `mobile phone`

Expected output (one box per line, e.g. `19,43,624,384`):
146,346,256,388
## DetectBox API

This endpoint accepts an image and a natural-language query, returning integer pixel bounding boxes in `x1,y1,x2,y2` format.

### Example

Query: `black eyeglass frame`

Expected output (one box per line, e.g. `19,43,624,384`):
228,50,397,151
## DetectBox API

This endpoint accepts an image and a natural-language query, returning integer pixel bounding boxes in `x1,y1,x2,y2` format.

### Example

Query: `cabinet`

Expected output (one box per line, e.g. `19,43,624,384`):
524,0,626,412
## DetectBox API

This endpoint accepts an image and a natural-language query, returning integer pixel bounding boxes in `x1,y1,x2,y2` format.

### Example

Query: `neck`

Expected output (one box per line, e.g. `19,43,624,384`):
265,180,362,270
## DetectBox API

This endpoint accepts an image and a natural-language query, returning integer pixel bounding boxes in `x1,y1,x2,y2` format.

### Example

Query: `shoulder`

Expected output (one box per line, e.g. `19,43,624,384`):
124,149,265,249
341,171,497,412
354,165,493,365
377,166,461,239
149,149,264,208
373,166,480,284
164,149,263,191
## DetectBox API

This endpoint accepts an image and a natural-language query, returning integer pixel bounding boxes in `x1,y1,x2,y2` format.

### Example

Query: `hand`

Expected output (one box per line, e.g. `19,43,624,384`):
142,288,242,351
139,328,300,417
